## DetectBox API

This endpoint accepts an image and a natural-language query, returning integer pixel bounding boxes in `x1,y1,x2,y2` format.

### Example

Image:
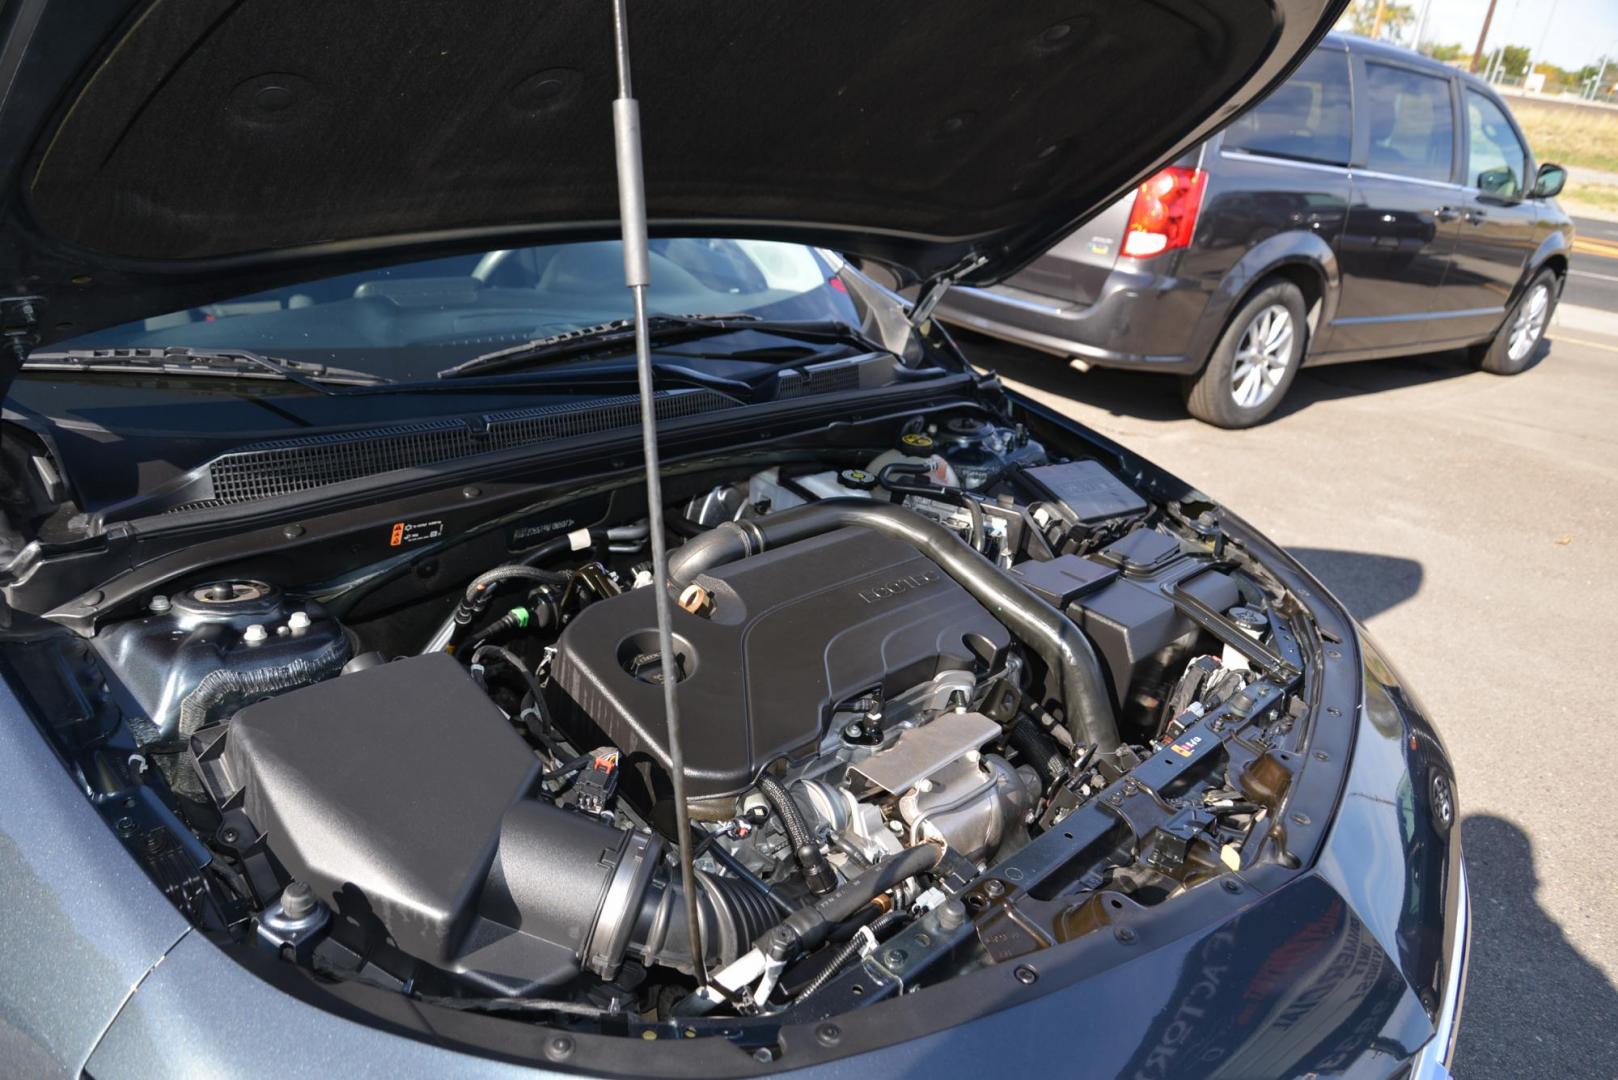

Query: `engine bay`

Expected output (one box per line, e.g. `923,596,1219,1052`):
5,403,1323,1040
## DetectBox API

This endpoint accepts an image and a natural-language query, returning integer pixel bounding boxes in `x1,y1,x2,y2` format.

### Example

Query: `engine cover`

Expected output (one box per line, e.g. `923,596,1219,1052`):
551,526,1010,805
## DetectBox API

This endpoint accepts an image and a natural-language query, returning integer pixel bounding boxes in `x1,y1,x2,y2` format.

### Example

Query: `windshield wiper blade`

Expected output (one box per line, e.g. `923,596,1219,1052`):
436,314,882,379
22,347,389,392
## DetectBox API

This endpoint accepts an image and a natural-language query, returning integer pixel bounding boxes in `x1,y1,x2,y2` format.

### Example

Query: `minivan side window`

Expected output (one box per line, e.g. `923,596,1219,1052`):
1223,48,1352,166
1362,62,1455,184
1465,89,1528,198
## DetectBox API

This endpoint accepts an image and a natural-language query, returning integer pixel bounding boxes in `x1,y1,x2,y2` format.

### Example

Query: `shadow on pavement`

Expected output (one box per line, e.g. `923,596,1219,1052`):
957,330,1555,424
1281,548,1423,623
1453,815,1618,1079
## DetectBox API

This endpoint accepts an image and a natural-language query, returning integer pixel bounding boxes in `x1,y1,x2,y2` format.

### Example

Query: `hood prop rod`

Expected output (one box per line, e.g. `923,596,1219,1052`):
609,0,706,988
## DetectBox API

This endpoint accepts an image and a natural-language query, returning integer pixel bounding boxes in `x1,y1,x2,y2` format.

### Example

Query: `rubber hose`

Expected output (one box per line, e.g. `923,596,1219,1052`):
667,499,1119,754
177,635,351,740
423,564,573,654
758,775,836,895
1008,716,1067,789
630,864,781,976
758,843,943,958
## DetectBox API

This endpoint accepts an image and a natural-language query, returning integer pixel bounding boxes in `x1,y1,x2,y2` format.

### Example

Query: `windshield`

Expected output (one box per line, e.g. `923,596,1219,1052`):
51,239,872,380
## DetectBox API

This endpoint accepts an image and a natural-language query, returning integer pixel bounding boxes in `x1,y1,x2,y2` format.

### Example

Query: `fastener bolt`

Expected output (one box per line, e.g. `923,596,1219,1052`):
816,1023,841,1047
984,879,1005,898
148,594,171,614
936,899,967,929
546,1035,575,1061
1014,964,1039,984
1114,926,1138,944
243,624,268,645
281,880,318,919
885,949,908,966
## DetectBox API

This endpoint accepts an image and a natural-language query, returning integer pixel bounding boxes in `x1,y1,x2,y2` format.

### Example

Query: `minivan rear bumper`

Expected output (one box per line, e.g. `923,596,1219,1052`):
937,269,1212,375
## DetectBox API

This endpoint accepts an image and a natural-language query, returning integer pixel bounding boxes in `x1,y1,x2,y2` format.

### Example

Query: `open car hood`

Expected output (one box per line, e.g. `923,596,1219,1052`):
0,0,1342,356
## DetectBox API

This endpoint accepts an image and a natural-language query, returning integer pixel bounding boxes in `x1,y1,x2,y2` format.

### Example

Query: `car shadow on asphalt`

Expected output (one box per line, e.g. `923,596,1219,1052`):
1278,548,1422,622
958,330,1554,424
1452,815,1618,1079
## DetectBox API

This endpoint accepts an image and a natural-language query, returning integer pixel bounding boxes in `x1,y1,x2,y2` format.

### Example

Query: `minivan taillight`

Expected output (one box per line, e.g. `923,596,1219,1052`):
1122,166,1207,258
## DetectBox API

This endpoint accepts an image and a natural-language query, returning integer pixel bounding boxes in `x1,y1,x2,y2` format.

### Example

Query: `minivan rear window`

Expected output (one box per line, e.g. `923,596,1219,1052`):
1223,48,1352,166
1363,63,1455,184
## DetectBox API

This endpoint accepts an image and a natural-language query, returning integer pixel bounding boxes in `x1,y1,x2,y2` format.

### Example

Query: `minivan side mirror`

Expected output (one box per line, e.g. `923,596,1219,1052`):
1533,162,1568,199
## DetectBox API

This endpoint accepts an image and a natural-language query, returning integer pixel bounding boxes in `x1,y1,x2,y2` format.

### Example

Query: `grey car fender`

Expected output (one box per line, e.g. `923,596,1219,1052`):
1184,230,1341,369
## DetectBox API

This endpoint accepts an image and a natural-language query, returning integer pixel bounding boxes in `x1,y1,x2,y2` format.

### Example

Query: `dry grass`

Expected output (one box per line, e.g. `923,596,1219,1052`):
1509,99,1618,175
1560,181,1618,217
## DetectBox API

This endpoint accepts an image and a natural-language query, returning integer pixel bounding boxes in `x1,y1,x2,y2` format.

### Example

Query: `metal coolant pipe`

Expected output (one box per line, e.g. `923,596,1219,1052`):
666,498,1121,754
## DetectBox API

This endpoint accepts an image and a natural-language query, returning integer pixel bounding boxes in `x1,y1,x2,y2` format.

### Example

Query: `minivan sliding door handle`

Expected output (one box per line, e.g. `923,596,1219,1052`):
1434,206,1462,223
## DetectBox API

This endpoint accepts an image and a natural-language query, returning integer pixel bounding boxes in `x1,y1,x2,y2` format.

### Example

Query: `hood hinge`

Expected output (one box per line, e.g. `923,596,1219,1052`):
0,295,43,392
908,254,988,329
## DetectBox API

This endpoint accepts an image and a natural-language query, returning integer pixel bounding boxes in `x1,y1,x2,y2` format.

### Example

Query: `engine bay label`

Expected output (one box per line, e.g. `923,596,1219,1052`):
504,494,611,552
388,519,444,547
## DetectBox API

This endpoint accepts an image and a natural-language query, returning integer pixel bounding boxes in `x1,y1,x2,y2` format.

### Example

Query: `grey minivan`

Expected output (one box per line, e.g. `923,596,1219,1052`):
938,33,1573,427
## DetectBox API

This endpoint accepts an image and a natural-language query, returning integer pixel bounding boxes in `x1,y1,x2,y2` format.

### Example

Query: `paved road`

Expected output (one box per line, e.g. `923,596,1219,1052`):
1566,215,1618,312
959,321,1618,1079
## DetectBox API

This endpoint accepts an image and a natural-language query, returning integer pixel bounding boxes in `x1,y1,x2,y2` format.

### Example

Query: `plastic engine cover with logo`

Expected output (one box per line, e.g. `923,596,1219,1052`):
550,527,1010,807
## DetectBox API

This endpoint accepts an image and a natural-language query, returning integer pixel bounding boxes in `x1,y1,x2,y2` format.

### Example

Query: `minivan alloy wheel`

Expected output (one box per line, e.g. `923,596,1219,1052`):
1507,282,1550,363
1231,303,1294,408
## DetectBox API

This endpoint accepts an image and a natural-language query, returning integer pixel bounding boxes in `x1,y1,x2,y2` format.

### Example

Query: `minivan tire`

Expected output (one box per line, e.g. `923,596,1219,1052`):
1474,268,1557,375
1184,279,1307,428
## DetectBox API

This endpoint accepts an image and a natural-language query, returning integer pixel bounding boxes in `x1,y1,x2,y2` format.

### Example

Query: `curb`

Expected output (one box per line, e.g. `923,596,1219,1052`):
1552,302,1618,338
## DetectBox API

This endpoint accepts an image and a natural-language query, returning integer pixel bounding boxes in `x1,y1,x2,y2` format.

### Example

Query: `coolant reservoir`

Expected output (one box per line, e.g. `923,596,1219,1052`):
867,431,959,490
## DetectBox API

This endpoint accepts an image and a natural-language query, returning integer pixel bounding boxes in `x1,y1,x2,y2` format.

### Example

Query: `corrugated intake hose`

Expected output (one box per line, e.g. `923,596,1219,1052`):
177,636,351,740
490,800,778,980
758,774,837,894
667,498,1120,754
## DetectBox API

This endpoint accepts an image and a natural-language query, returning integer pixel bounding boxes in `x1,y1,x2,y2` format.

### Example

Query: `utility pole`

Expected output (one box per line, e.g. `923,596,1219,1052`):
1472,0,1499,72
1372,0,1388,40
1413,0,1434,52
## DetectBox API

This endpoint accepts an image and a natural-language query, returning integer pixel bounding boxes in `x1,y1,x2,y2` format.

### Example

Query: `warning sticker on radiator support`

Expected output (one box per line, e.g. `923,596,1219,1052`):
388,519,445,547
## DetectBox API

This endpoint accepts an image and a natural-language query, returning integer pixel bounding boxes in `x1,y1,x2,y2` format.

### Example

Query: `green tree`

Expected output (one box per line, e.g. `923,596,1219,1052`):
1488,45,1531,78
1335,0,1416,41
1426,42,1466,62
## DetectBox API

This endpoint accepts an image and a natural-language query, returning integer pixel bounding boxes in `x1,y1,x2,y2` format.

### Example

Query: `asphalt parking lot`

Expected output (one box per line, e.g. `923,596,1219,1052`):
958,305,1618,1079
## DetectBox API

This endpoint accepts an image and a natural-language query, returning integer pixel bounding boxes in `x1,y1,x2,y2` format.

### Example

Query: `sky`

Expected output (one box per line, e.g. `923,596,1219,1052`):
1407,0,1618,70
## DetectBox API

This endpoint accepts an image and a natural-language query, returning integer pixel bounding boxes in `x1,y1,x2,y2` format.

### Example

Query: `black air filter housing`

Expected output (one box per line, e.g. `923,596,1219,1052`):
550,526,1011,806
200,653,542,966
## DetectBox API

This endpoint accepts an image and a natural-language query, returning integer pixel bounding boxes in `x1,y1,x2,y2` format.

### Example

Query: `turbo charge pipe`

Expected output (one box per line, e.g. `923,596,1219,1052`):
666,498,1120,755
